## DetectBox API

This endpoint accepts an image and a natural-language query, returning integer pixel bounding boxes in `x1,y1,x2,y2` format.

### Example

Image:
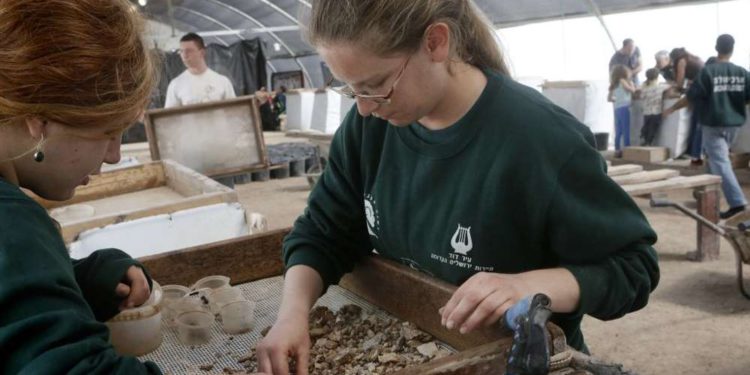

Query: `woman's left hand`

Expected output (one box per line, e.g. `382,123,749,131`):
439,272,532,334
115,265,151,310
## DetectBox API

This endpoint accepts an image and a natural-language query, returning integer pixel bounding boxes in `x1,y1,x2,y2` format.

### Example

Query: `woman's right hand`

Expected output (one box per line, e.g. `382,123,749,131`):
256,315,311,375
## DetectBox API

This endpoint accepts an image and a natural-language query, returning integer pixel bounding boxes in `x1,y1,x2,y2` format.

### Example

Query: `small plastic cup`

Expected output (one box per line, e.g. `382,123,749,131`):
106,281,163,356
161,285,191,326
219,300,255,334
175,310,214,346
207,287,244,314
162,285,191,300
172,296,209,315
192,275,230,291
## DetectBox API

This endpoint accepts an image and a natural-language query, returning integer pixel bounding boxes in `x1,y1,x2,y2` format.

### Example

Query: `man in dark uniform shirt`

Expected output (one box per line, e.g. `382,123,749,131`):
667,34,750,219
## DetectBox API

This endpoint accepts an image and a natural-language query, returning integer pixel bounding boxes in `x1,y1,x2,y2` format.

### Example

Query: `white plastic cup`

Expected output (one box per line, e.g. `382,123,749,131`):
220,300,255,334
106,281,163,356
191,275,230,291
176,310,214,346
161,285,191,327
207,286,244,314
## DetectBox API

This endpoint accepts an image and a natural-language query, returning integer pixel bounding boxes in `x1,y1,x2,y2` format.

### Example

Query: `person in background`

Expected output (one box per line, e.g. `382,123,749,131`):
164,33,236,108
655,50,675,83
274,85,288,115
678,34,750,219
670,48,705,93
668,47,705,165
0,0,162,373
256,87,280,131
608,65,637,155
255,1,659,374
639,68,669,146
610,39,643,85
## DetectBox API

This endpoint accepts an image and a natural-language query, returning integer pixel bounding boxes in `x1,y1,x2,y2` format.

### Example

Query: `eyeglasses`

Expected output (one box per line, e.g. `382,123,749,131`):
326,55,411,105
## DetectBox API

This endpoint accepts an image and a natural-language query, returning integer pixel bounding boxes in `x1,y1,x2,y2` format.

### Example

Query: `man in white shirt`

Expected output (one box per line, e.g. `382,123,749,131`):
164,33,236,108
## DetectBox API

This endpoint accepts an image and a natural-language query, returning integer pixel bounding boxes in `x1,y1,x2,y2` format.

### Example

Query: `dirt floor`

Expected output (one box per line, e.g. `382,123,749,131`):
581,187,750,375
233,176,750,375
235,177,311,231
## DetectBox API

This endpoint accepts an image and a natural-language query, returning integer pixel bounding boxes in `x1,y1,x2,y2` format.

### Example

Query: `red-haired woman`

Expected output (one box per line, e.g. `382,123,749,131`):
0,1,162,373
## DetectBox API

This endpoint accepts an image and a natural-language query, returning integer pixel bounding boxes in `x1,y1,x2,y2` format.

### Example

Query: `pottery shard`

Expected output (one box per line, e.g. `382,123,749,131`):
400,323,422,340
361,332,385,351
378,353,401,364
334,348,355,364
416,342,439,358
260,326,271,337
314,338,329,348
309,327,328,339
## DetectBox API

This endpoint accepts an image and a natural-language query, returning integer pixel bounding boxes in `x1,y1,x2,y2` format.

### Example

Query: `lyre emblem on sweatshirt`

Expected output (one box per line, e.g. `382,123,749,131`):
364,194,379,238
450,224,473,255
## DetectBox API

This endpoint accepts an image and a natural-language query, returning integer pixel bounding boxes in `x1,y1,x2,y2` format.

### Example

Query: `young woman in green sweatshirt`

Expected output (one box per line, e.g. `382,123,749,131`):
256,1,660,374
0,1,162,373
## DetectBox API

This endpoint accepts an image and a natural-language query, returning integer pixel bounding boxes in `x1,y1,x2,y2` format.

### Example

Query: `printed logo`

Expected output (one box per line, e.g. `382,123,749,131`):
428,222,494,272
364,194,379,238
450,224,473,255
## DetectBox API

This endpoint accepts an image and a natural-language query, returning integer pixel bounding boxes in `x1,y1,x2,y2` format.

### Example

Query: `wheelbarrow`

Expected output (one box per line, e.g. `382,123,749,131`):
650,196,750,299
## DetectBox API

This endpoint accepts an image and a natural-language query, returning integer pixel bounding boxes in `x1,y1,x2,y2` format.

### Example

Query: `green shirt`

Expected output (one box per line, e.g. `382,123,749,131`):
284,71,660,351
0,179,161,374
688,61,750,127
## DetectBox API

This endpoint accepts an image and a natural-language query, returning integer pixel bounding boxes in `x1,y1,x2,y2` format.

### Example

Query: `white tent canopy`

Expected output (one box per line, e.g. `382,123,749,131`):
137,0,738,86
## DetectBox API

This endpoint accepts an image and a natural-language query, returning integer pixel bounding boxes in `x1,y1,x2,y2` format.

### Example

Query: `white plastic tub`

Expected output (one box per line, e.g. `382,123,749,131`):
106,281,163,356
310,89,342,134
285,89,315,131
541,80,614,138
69,203,249,259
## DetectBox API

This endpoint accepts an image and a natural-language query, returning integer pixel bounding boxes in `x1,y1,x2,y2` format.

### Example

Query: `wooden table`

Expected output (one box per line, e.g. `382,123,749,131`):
608,164,723,261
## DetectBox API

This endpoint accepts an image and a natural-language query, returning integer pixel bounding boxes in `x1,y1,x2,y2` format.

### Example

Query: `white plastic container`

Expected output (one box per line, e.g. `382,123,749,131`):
541,80,614,138
220,300,255,334
106,281,163,356
69,203,250,260
192,275,231,291
285,89,315,131
206,286,244,314
176,310,214,346
160,284,191,327
310,89,342,134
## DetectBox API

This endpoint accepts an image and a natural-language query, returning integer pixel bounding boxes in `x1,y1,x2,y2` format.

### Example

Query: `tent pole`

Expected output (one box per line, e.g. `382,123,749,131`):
166,0,176,38
202,0,313,88
582,0,617,51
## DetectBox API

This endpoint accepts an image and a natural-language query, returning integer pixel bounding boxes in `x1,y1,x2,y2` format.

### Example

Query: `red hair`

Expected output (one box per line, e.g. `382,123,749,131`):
0,0,157,133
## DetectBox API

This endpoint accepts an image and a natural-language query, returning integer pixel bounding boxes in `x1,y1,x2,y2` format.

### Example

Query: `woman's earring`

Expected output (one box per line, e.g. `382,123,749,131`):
33,134,45,162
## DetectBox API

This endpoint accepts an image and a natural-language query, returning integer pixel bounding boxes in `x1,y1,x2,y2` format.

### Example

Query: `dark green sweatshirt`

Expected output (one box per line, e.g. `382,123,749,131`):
688,61,750,127
284,71,659,351
0,179,162,374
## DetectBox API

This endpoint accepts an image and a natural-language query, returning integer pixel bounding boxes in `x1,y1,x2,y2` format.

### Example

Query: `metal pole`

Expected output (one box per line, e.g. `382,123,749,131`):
166,0,176,37
581,0,617,51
